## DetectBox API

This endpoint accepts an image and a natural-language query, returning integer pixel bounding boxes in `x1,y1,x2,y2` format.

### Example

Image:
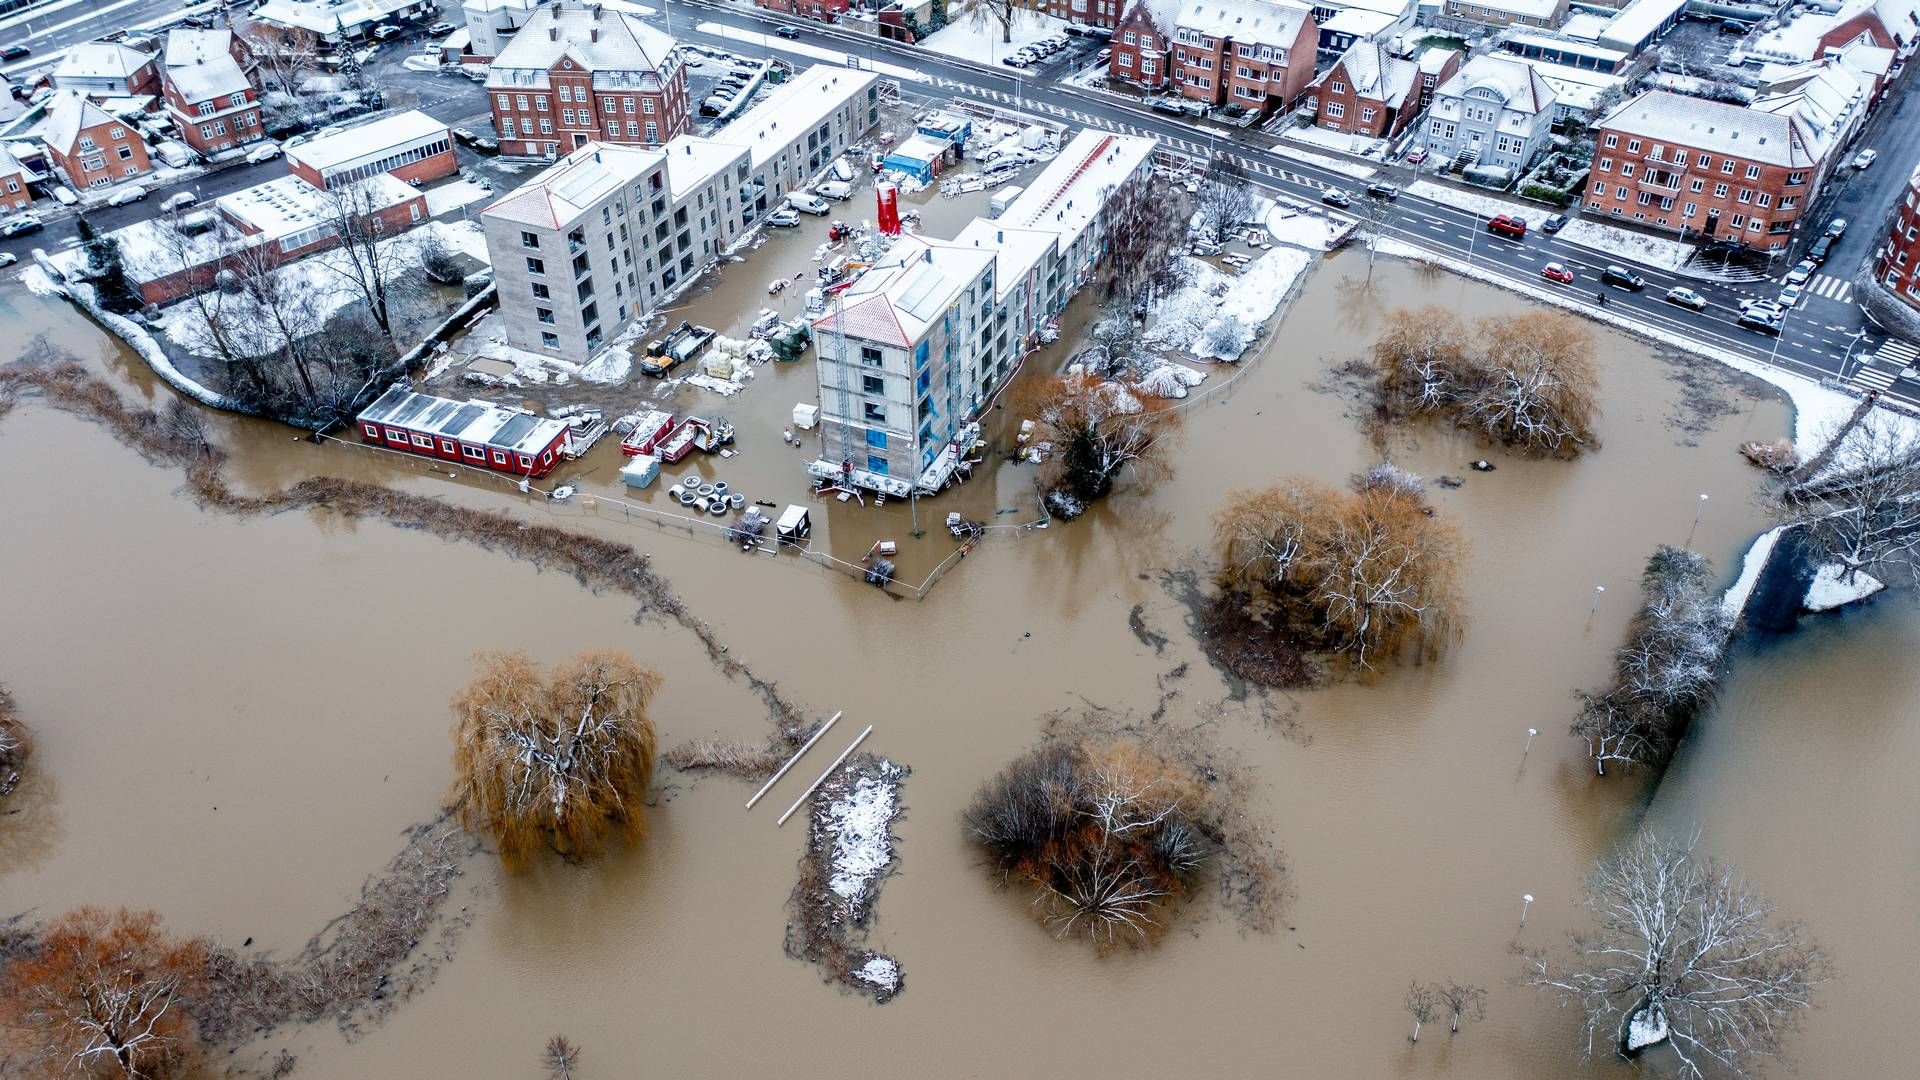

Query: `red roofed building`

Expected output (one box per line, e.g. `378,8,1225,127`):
161,29,265,159
42,90,152,189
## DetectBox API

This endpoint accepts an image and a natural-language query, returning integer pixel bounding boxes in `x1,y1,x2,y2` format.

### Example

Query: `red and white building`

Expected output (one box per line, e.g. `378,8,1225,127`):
357,385,572,478
51,41,161,100
486,0,689,158
1170,0,1318,113
0,145,32,211
1748,0,1920,63
161,29,265,159
1108,0,1182,90
755,0,851,22
1874,164,1920,310
1309,42,1419,139
42,89,152,189
285,110,458,188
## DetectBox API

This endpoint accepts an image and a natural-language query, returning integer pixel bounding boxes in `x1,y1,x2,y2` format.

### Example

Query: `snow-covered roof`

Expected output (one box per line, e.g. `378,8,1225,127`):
996,129,1157,255
1503,31,1629,68
1559,11,1609,40
715,65,877,171
483,140,664,228
42,89,119,155
54,41,152,83
1129,0,1186,34
1750,58,1866,157
251,0,418,35
952,217,1056,303
1175,0,1314,50
1321,9,1397,37
1416,46,1460,74
221,172,417,241
1328,42,1417,104
1599,89,1830,168
1525,59,1622,112
285,110,449,176
1596,0,1686,51
163,29,251,104
1451,0,1562,19
1436,54,1557,114
1331,0,1414,17
657,134,748,199
360,385,569,455
811,233,996,347
0,143,26,177
486,1,678,89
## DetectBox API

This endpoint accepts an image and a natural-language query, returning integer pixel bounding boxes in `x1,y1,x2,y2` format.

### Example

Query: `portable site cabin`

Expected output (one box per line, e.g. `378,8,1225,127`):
776,504,811,546
881,132,955,183
357,386,569,479
989,184,1024,218
620,453,661,489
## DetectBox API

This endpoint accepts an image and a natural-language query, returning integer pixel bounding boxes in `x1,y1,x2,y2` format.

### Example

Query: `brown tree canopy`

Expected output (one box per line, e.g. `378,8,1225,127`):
1214,468,1466,670
0,907,209,1080
449,650,661,870
1016,372,1180,509
1371,307,1599,456
0,683,27,799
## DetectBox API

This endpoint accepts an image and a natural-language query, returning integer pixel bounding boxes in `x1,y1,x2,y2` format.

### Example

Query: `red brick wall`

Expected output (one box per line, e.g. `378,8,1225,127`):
1222,16,1317,113
1587,128,1818,250
1173,34,1228,104
490,60,690,156
1108,6,1171,89
0,169,30,211
1876,174,1920,306
135,192,428,305
756,0,850,20
54,119,152,189
1313,66,1392,138
1038,0,1126,27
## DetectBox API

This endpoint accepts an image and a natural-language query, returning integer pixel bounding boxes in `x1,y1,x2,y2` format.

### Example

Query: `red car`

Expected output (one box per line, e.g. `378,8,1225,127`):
1487,214,1527,239
1541,262,1574,285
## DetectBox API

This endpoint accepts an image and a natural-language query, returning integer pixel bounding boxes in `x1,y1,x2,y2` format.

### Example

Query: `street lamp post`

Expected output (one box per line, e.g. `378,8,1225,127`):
1685,493,1709,548
1520,894,1534,927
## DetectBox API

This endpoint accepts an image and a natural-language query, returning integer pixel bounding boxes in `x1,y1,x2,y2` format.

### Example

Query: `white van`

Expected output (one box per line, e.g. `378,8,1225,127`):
815,179,852,201
787,192,831,215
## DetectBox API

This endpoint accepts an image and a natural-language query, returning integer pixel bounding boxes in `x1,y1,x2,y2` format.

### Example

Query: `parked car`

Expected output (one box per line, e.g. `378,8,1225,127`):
1486,213,1526,238
106,185,149,207
1783,259,1817,285
160,191,198,213
1541,262,1574,285
1096,48,1111,63
1320,189,1351,209
699,95,733,116
1001,55,1029,67
1151,99,1185,115
245,141,282,164
283,133,310,147
1542,213,1566,233
1776,283,1805,308
1601,265,1644,291
1,214,44,239
765,208,801,227
1364,182,1398,200
1807,235,1833,263
1718,19,1747,34
816,179,853,201
1741,297,1786,321
1404,147,1428,165
0,45,30,61
774,25,801,38
1852,148,1877,169
427,21,457,34
373,25,405,41
0,252,17,268
1663,286,1707,311
1825,217,1849,238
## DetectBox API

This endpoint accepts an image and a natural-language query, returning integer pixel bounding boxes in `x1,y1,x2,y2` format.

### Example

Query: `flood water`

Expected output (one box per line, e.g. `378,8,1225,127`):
2,251,1901,1079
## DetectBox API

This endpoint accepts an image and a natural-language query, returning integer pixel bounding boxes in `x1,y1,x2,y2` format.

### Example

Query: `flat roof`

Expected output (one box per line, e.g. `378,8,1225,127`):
995,130,1157,255
1597,0,1688,50
658,134,749,199
359,386,568,455
714,64,877,171
286,110,449,176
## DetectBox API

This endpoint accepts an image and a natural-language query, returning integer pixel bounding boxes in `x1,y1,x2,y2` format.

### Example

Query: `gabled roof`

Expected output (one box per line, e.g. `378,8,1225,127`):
488,1,678,83
54,41,152,83
1175,0,1314,50
813,294,911,348
1598,89,1829,168
163,29,251,104
42,89,120,155
1327,42,1417,104
1123,0,1186,35
1437,55,1556,114
482,140,665,228
251,0,417,35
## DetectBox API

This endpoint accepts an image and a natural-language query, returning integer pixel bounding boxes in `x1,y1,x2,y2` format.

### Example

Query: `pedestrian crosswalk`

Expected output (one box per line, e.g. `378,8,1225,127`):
1851,338,1917,393
1804,273,1853,302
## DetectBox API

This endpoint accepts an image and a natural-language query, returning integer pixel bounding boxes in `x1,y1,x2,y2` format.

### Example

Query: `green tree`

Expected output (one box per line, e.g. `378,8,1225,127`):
76,215,139,314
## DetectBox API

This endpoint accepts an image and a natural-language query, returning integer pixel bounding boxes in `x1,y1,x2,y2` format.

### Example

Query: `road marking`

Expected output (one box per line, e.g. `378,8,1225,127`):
1806,273,1853,302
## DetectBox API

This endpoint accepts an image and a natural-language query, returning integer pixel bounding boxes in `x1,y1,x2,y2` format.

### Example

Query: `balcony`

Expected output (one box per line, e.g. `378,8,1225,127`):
1635,170,1684,195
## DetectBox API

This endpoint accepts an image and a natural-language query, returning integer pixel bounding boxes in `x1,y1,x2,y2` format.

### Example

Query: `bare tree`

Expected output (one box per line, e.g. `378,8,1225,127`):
0,682,27,799
1525,831,1828,1079
1371,306,1470,412
1404,980,1441,1042
1435,980,1487,1034
1016,372,1180,509
1772,413,1920,585
1095,179,1193,313
0,907,210,1079
1193,158,1259,247
1358,189,1400,281
1371,308,1600,456
236,25,317,100
542,1035,581,1080
950,0,1035,43
449,651,661,871
317,179,422,341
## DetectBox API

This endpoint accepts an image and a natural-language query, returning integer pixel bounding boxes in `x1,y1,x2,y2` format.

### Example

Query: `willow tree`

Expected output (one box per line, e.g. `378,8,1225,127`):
449,650,661,870
1017,372,1180,512
1371,307,1599,456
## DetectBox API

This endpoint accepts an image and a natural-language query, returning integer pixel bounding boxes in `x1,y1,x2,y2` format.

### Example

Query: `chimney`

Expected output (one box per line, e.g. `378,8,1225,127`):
591,2,602,19
922,248,932,264
590,28,598,42
549,27,558,41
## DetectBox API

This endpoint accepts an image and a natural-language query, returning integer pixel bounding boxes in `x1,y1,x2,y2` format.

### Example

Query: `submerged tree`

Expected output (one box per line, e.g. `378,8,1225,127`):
0,907,210,1080
1017,372,1180,511
449,650,661,870
1371,307,1599,456
964,740,1213,945
1404,980,1440,1042
1435,979,1488,1034
1771,413,1920,585
1525,831,1827,1079
542,1035,581,1080
0,682,26,799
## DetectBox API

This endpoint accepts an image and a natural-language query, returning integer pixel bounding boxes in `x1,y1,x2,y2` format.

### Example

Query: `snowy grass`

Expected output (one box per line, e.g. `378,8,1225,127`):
1262,197,1347,251
1147,247,1312,361
1721,525,1784,620
1805,563,1884,612
920,10,1070,66
424,179,493,216
1270,142,1379,180
1280,124,1389,161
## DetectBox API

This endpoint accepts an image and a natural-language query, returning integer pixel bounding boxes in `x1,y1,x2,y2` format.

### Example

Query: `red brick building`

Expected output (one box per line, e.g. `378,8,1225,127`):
1309,42,1418,139
1816,0,1915,53
51,41,161,100
756,0,851,22
1037,0,1128,26
1171,0,1317,113
1415,46,1462,112
1588,89,1838,251
0,145,32,212
1874,164,1920,310
285,110,459,189
486,1,690,158
1108,0,1181,90
42,90,152,190
161,29,265,159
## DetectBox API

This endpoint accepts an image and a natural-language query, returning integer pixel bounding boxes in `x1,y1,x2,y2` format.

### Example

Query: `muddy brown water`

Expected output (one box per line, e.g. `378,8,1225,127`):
0,254,1897,1078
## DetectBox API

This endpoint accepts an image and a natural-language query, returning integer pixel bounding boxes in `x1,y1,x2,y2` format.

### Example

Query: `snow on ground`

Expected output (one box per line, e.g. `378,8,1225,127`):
920,10,1069,66
1280,124,1389,161
1722,525,1784,619
1148,247,1312,361
1262,197,1346,251
1805,563,1885,612
1404,180,1697,272
693,22,927,83
1062,59,1108,90
1271,143,1378,180
1626,1003,1670,1052
852,954,900,993
1137,362,1207,398
820,759,904,908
